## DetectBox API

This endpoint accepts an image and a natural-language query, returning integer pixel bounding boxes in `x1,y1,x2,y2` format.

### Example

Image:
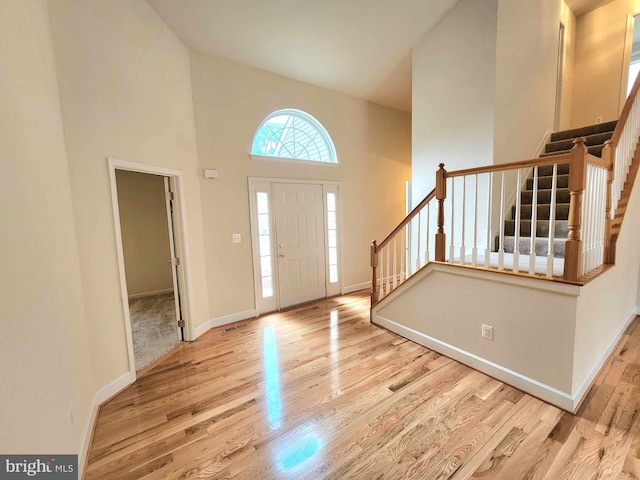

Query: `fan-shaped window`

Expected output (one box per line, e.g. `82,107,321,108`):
251,109,337,164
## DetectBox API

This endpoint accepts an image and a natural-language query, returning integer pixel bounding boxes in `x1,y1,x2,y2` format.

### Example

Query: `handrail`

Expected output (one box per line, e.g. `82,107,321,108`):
370,93,640,305
445,153,571,178
376,188,436,251
612,70,640,145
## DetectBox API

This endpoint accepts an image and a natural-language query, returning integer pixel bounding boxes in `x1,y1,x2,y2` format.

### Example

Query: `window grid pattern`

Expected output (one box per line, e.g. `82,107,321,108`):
252,109,337,163
327,193,338,283
256,192,273,298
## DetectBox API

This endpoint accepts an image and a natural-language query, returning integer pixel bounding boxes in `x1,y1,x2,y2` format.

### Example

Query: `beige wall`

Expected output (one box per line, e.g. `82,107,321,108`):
0,0,93,453
572,0,640,127
494,0,560,164
47,0,210,387
560,1,577,130
374,265,579,395
115,170,173,296
411,0,498,203
190,53,412,319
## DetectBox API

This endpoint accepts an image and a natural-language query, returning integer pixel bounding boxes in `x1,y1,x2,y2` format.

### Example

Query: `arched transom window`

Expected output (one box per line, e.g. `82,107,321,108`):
251,109,337,164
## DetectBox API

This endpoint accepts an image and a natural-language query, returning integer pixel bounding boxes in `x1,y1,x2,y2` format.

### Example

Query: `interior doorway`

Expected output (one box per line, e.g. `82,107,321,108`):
626,14,640,96
249,178,341,314
109,158,191,378
554,23,566,130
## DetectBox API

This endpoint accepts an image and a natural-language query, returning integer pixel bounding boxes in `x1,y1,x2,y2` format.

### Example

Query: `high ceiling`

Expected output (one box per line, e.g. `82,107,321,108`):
147,0,459,112
565,0,616,17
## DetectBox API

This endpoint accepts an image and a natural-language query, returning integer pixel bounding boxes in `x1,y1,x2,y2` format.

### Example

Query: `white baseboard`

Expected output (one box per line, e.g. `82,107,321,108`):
571,310,637,409
373,314,577,412
195,309,257,338
127,288,173,299
342,281,371,295
79,371,133,477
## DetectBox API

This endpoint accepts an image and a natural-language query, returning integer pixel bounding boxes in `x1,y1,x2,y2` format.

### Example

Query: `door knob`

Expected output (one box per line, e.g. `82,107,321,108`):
279,243,284,248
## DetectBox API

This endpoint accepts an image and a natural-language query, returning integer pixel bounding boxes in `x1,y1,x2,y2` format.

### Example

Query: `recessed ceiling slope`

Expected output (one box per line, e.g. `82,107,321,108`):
147,0,459,112
565,0,616,17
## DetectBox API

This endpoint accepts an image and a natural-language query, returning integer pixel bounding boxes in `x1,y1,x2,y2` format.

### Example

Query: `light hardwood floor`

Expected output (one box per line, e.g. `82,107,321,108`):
85,291,640,479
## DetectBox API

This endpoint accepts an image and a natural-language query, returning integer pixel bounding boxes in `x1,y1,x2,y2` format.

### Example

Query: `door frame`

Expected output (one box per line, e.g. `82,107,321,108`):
248,177,342,315
108,157,195,380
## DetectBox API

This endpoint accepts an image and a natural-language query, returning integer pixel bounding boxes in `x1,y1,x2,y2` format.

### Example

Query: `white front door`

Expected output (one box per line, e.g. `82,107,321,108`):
273,183,327,308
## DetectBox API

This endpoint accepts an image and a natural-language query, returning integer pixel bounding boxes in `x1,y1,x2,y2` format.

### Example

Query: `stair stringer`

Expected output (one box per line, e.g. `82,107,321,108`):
371,262,584,411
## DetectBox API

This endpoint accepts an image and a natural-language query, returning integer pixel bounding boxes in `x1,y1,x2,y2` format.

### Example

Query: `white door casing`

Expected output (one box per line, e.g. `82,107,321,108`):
273,182,326,308
248,178,341,315
164,177,185,341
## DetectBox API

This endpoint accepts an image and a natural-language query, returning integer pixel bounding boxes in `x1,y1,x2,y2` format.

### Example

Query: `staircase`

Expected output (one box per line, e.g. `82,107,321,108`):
501,121,617,258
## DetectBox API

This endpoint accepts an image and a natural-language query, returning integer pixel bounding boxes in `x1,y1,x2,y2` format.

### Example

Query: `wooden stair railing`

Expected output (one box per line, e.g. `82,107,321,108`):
371,188,437,304
606,70,640,263
371,72,640,305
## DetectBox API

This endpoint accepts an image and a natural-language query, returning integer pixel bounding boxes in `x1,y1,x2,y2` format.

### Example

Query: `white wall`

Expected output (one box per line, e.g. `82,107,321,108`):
190,53,412,319
412,0,498,204
115,170,173,296
573,149,640,393
0,0,93,454
47,0,210,387
494,0,560,165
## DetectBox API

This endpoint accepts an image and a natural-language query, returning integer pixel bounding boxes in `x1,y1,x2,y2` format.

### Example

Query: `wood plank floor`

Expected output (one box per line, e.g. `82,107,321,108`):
85,291,640,479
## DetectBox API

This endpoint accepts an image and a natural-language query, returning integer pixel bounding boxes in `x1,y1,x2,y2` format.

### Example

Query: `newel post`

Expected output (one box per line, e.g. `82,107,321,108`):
563,137,588,281
602,139,615,264
371,240,378,304
435,163,447,262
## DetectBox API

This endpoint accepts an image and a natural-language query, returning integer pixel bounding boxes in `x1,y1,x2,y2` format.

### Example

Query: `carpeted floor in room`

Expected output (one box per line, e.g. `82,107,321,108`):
129,292,180,371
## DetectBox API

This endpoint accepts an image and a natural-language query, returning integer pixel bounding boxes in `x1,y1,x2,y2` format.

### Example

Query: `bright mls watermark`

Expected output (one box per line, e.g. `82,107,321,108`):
0,455,77,479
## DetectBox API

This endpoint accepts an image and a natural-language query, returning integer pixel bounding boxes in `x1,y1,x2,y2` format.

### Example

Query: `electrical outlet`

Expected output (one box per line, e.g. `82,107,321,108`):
232,233,241,244
595,116,603,124
481,324,494,341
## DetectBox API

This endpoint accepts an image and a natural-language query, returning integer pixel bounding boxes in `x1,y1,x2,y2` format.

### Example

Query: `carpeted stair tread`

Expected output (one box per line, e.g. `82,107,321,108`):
540,143,605,158
537,163,570,176
500,236,566,257
549,120,617,142
544,132,614,154
521,188,570,204
504,219,569,237
527,174,569,190
511,203,570,221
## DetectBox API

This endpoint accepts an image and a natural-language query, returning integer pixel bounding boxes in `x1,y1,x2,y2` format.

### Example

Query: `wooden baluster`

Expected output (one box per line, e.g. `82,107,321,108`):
460,176,466,264
425,202,430,262
378,250,383,298
498,171,505,270
485,172,493,268
392,236,397,290
603,139,614,264
386,244,390,293
547,164,557,278
564,137,587,281
449,177,455,262
400,227,405,281
513,169,522,272
472,174,478,267
435,164,447,261
370,240,378,304
416,210,422,270
529,166,538,275
582,165,592,274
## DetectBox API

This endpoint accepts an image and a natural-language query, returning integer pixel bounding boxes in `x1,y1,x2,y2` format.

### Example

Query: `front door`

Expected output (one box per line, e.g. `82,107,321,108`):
273,183,327,308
